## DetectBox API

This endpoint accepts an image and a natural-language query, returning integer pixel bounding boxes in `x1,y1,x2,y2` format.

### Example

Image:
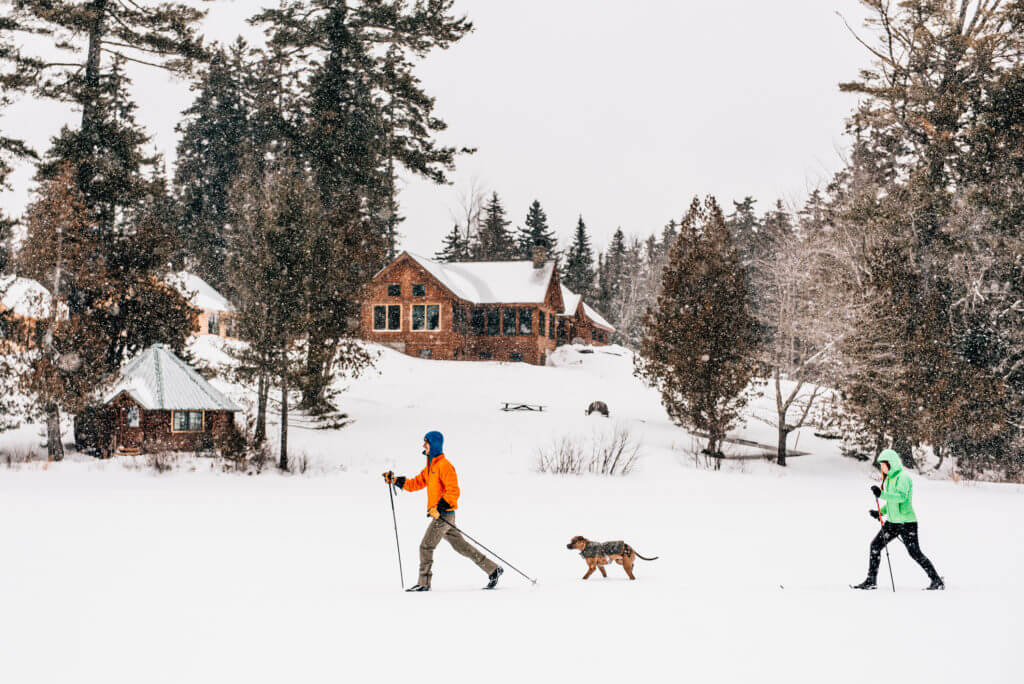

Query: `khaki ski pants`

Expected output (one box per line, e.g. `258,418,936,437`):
418,512,497,587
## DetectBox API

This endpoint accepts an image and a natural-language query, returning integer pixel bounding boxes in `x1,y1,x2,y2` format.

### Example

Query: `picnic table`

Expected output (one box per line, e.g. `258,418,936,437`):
501,401,546,412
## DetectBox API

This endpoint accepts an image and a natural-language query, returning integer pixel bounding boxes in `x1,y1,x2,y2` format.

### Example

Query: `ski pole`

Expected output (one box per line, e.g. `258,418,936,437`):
438,516,537,585
385,475,405,589
875,495,896,592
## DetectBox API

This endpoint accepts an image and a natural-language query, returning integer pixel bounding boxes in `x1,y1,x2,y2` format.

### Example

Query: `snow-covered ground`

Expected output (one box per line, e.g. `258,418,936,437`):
1,342,1021,683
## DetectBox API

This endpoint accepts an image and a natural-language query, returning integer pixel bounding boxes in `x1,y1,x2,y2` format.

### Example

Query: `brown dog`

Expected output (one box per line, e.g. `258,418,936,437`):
566,535,658,580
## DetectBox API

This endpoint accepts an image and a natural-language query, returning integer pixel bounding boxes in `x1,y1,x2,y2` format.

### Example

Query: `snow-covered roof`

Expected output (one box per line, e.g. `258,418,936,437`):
0,275,54,318
401,252,558,305
166,272,236,313
104,344,241,411
558,285,615,332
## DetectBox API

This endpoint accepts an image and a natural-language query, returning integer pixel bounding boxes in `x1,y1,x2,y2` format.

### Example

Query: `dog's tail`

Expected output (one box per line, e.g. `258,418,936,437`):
633,548,658,561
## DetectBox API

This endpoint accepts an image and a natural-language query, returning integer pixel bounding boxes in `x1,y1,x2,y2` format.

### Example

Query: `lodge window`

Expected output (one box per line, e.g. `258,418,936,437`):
412,304,440,331
538,309,546,336
454,305,468,333
548,313,555,339
374,305,402,331
208,312,220,335
172,410,204,432
502,309,517,336
127,406,140,428
224,316,238,338
388,284,401,297
510,352,523,362
598,332,605,343
479,352,492,360
592,330,597,341
486,309,500,336
412,284,426,297
518,308,532,335
419,349,433,359
471,308,485,335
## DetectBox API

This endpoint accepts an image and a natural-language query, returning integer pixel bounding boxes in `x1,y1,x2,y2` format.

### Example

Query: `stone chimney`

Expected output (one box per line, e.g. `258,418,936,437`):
531,245,547,269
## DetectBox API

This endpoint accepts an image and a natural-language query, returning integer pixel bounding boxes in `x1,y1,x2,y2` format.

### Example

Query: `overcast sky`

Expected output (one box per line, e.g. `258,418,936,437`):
1,0,873,254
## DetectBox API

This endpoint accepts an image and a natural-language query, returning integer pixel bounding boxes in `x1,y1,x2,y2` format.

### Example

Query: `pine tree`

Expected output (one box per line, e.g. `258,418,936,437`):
635,196,761,468
435,225,470,262
726,196,759,266
174,41,252,291
516,200,558,260
601,228,628,324
253,0,473,409
563,215,595,297
476,192,516,260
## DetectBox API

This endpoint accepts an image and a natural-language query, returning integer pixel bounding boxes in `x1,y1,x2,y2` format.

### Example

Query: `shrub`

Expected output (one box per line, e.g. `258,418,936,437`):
536,425,640,476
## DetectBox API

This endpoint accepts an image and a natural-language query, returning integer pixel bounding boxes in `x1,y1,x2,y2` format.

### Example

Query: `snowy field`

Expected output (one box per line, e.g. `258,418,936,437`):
1,343,1021,683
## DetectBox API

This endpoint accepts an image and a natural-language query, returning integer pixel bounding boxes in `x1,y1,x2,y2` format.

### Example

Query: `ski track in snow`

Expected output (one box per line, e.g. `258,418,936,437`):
0,341,1020,683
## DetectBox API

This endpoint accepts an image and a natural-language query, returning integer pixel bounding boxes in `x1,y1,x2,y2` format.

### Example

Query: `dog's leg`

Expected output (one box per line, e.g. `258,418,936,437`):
599,565,607,577
623,553,636,580
583,560,596,580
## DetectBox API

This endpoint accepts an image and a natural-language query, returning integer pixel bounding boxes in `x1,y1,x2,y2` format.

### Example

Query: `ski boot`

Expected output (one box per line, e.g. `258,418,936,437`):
925,577,945,591
405,584,430,592
484,567,503,590
851,578,877,590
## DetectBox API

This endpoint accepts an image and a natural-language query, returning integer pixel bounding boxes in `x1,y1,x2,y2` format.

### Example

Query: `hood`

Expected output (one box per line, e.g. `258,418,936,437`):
424,431,444,459
877,449,904,475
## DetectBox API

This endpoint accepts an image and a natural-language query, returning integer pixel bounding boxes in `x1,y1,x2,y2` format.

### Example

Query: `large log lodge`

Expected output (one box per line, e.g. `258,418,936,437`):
360,250,615,366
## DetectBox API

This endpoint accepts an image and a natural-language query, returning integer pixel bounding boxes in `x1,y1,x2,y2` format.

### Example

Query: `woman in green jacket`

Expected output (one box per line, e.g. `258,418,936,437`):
853,449,944,590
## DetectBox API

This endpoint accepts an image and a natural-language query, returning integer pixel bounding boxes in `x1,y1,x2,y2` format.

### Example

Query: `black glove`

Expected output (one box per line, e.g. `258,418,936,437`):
394,476,406,489
870,485,882,498
436,498,451,513
869,509,880,520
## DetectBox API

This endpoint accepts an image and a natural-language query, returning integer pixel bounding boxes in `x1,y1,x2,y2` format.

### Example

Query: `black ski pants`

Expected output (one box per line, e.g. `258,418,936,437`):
868,522,941,581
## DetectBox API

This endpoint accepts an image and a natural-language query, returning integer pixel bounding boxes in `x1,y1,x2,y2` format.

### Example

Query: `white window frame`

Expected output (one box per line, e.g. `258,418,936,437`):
410,303,441,332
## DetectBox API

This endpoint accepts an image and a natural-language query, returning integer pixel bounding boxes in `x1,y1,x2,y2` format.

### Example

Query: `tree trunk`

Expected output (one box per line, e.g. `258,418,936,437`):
45,404,64,462
777,427,789,467
279,370,288,471
933,443,944,471
255,374,268,444
894,435,915,469
79,0,108,193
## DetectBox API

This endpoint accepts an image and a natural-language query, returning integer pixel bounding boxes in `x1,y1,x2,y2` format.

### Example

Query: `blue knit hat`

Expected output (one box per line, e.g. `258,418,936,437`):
424,431,444,458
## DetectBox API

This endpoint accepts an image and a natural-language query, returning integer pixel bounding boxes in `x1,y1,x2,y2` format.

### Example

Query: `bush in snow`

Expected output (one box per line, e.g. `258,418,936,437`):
536,425,640,476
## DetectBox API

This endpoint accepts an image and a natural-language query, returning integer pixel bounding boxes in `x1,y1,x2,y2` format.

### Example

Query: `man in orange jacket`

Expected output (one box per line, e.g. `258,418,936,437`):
384,431,503,592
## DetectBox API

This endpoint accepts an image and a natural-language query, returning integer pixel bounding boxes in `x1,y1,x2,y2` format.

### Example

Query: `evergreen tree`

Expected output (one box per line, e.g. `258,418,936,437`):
516,200,558,260
254,0,473,409
476,192,516,260
174,41,251,291
634,197,761,468
602,228,628,323
435,225,470,262
563,215,595,297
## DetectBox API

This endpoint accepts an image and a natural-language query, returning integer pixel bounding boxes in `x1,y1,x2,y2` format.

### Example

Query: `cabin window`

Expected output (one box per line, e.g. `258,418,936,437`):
127,406,140,428
486,310,500,336
374,305,402,331
598,332,605,343
592,330,597,341
471,308,485,335
538,309,546,336
502,309,517,335
412,284,426,297
518,309,532,335
388,284,401,297
412,305,440,331
173,410,204,432
479,352,492,360
548,313,556,339
207,312,220,335
224,316,238,338
453,305,468,333
510,352,523,362
419,348,433,359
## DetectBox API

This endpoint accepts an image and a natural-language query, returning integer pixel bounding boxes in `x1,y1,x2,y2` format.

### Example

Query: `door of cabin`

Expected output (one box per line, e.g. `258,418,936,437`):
117,406,144,451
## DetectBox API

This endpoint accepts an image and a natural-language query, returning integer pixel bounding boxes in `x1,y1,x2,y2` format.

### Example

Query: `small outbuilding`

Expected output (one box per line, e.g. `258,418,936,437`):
166,271,239,339
94,344,241,455
558,285,615,346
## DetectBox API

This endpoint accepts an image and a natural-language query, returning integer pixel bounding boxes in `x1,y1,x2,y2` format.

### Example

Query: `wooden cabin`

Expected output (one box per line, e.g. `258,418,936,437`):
90,344,241,456
166,272,239,339
557,285,615,346
361,250,566,365
0,275,62,351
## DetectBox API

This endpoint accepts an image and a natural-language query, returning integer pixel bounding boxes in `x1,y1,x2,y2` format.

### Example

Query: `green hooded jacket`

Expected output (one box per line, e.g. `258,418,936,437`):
877,449,917,523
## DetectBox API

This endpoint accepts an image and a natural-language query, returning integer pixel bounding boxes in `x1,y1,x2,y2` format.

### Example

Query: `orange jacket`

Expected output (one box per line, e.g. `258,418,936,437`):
402,454,460,512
